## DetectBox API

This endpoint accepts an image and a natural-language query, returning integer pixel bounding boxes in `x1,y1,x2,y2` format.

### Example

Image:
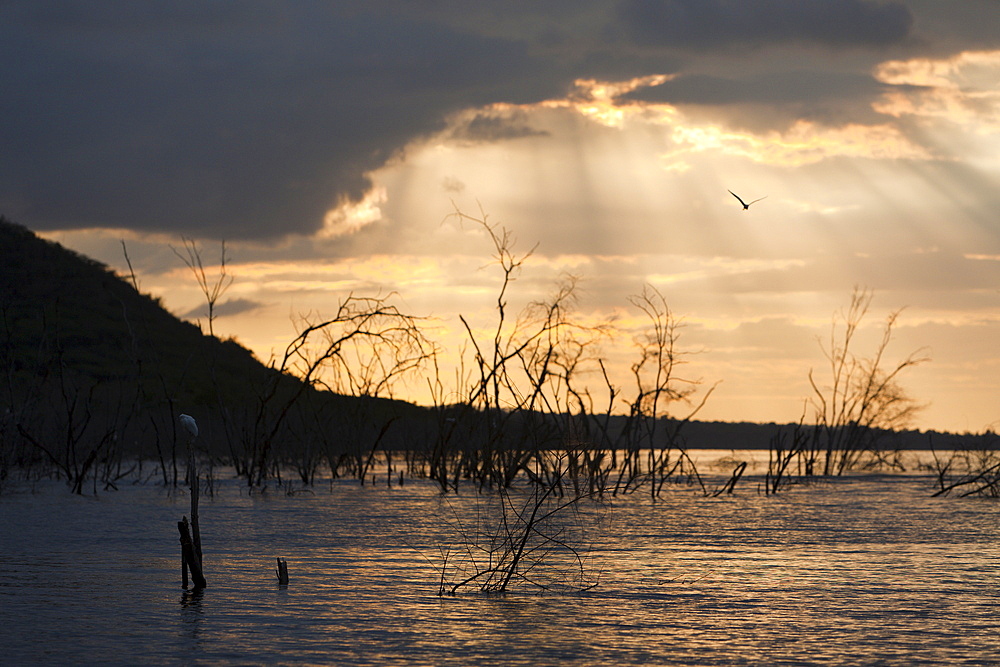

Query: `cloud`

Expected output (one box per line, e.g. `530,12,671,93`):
662,118,930,167
0,2,550,239
0,0,994,248
182,297,264,320
695,316,819,358
701,249,1000,299
441,177,466,195
620,70,903,131
448,109,550,144
624,71,884,107
873,49,1000,132
319,187,388,239
616,0,913,51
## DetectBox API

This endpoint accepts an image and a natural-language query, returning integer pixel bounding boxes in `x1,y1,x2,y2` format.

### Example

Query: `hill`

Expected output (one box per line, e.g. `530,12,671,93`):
0,217,422,486
0,216,271,403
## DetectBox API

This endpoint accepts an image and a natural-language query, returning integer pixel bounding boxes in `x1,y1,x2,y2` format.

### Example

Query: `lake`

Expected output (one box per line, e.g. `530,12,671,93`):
2,450,999,665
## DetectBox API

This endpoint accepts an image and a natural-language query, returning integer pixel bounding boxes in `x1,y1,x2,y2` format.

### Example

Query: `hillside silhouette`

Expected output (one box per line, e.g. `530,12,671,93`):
0,217,422,486
1,216,272,403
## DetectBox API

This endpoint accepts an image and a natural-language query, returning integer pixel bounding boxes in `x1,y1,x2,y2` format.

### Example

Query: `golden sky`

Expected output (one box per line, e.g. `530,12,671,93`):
7,2,1000,433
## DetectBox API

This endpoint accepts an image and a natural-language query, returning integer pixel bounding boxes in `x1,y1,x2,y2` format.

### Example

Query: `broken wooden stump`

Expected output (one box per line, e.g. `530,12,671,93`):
178,516,207,590
275,557,289,585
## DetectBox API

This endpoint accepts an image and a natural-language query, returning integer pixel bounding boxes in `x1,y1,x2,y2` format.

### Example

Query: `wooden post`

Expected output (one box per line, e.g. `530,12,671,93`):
275,557,289,585
191,471,203,566
178,516,207,589
178,414,206,589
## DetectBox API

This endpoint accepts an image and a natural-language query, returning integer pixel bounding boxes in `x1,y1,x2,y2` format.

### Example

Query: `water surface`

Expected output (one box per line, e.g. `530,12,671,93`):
2,454,998,665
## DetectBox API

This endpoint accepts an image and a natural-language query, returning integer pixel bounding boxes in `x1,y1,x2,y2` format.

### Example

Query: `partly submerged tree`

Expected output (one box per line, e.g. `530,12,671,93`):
434,469,606,595
447,204,608,489
808,286,929,475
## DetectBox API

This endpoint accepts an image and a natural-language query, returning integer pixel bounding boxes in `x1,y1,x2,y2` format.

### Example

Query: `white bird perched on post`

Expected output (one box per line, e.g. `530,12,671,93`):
179,414,198,440
179,413,200,487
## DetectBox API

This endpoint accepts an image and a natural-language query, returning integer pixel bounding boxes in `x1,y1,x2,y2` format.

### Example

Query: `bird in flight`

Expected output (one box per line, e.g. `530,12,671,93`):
729,190,767,210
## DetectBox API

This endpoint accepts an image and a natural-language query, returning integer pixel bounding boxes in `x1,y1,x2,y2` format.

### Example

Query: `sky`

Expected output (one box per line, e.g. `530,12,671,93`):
4,1,1000,434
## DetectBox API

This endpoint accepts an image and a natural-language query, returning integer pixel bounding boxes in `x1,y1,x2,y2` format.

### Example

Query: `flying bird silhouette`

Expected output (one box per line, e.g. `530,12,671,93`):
729,190,767,210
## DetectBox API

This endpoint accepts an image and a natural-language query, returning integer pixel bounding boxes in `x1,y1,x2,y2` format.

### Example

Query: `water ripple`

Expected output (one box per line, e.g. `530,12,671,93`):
1,468,999,665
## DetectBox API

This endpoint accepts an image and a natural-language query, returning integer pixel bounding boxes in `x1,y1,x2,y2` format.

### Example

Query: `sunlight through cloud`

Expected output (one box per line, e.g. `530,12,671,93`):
873,50,1000,134
665,119,929,167
561,76,675,128
320,186,388,238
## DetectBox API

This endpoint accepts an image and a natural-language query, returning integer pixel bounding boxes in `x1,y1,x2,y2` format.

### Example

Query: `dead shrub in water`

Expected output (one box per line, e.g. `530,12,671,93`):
434,208,720,499
808,287,929,476
435,470,607,595
228,292,434,488
447,205,610,491
764,414,814,494
606,286,717,499
930,432,1000,498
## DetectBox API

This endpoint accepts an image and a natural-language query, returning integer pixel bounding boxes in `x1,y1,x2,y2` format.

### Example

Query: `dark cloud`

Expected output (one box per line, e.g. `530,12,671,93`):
0,2,559,239
617,0,913,51
903,0,1000,55
183,297,264,320
620,70,905,127
214,298,266,318
624,71,888,106
448,112,550,144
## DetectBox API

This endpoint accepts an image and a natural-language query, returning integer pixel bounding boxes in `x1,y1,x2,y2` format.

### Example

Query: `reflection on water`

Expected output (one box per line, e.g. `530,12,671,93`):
179,587,204,638
1,452,999,665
